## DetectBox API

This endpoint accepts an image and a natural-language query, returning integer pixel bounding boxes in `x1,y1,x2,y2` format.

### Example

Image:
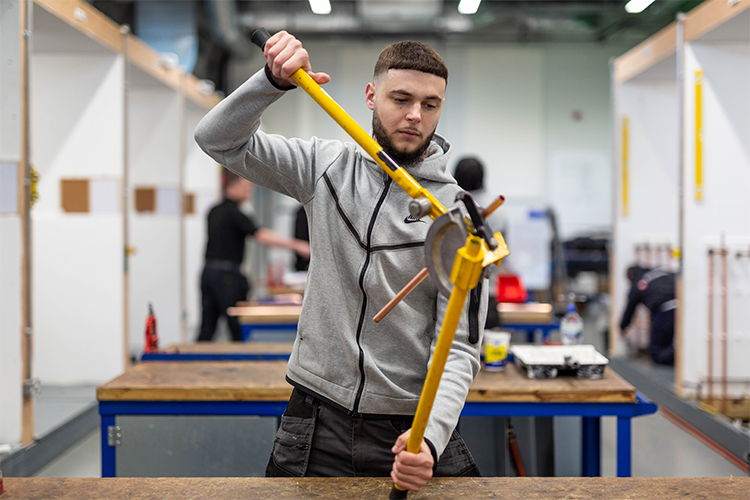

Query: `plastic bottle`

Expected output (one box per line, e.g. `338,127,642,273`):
560,302,583,345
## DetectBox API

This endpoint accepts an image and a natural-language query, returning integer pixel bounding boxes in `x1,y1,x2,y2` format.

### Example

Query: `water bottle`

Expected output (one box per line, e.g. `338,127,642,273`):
560,302,583,345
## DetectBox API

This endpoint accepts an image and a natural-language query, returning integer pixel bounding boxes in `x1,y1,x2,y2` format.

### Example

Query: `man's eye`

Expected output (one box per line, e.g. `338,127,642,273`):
394,98,407,103
424,103,436,110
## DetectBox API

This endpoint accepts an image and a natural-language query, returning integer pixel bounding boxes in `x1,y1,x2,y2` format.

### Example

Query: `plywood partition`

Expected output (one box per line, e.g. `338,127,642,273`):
611,24,680,358
126,63,182,356
680,7,750,399
30,1,125,385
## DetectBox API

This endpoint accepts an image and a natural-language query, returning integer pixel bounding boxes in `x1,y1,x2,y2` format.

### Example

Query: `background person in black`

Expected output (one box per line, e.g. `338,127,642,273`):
198,169,310,342
620,266,676,365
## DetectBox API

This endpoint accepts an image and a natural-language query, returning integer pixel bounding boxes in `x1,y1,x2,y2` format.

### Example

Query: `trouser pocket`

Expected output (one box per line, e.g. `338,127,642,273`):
266,390,317,477
434,429,481,477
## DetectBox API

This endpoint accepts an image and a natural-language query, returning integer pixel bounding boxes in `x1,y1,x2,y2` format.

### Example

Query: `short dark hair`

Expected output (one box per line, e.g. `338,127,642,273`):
453,157,484,192
374,41,448,83
222,168,244,191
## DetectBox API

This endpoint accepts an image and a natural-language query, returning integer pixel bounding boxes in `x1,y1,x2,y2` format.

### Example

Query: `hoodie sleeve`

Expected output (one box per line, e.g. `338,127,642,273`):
423,278,488,458
194,69,344,204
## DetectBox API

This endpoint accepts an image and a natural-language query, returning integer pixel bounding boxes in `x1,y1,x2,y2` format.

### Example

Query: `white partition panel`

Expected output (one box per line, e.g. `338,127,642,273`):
682,38,750,397
184,102,220,340
0,218,23,443
0,0,24,444
613,71,680,355
127,75,181,355
31,48,124,383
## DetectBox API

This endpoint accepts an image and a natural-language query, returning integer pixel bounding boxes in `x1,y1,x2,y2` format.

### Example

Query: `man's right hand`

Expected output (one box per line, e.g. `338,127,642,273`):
264,31,330,88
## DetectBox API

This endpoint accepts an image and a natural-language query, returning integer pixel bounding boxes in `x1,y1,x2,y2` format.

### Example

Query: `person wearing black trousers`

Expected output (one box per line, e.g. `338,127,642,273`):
620,266,676,365
197,169,310,342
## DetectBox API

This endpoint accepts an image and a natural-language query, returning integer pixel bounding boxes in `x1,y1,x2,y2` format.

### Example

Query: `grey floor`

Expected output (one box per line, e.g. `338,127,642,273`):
30,298,748,478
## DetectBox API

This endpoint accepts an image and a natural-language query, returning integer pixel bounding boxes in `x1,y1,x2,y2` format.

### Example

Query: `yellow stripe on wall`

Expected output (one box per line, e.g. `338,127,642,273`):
622,116,629,217
695,70,703,201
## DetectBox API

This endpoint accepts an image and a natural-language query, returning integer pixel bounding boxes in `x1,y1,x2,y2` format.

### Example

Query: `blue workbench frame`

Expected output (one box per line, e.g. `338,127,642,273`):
240,323,297,341
99,393,656,478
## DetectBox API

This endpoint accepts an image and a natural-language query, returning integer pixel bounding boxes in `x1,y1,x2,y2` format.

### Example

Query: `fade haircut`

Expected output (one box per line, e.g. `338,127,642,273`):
373,41,448,84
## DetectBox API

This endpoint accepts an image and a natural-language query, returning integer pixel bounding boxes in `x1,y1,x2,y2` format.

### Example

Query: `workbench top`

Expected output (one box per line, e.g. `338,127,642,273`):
158,342,294,355
226,305,301,323
98,361,635,403
3,477,747,499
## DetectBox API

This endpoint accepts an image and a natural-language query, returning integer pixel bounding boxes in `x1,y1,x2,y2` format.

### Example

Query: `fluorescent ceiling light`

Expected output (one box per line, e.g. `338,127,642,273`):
458,0,481,15
309,0,331,15
624,0,655,14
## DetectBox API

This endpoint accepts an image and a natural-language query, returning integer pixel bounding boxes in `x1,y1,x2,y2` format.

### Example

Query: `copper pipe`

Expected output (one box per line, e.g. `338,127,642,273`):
720,245,728,415
707,248,714,404
635,243,643,267
374,268,430,323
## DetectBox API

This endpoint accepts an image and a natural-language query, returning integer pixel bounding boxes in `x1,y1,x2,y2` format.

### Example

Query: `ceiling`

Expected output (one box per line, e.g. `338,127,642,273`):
230,0,705,44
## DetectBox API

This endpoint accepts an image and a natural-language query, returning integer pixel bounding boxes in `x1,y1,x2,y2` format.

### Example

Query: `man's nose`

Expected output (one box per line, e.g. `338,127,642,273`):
405,103,421,123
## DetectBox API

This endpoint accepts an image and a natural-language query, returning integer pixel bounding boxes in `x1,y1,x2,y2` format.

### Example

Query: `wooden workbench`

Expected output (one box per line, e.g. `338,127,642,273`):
3,477,747,499
156,342,294,355
226,305,302,324
98,361,634,403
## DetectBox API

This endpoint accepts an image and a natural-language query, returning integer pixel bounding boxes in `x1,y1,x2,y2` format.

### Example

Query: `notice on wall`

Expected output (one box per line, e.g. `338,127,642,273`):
90,179,120,214
0,162,17,213
156,187,180,215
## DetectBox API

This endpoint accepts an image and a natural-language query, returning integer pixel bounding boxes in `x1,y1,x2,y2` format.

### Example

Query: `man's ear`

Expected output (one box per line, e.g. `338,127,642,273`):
365,82,376,111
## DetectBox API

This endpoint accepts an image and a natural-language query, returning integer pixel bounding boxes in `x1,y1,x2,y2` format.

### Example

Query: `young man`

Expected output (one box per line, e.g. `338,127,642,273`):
195,31,487,492
198,169,310,342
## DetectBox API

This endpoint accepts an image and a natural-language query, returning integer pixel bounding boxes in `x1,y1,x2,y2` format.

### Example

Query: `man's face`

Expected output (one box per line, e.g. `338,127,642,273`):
366,69,446,167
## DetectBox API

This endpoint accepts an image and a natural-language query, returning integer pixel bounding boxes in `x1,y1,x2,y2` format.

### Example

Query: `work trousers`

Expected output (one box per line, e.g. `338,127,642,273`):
266,388,481,478
197,261,249,342
649,309,674,365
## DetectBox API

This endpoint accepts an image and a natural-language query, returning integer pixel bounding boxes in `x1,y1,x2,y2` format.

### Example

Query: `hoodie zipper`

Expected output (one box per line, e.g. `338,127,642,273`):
351,176,393,415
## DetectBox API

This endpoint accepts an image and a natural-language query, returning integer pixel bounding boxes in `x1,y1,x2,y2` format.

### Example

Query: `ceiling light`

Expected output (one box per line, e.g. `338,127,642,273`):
309,0,331,15
458,0,481,15
624,0,655,14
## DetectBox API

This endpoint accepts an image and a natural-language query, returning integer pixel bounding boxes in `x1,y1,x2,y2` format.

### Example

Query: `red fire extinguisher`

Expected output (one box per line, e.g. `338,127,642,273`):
144,303,159,353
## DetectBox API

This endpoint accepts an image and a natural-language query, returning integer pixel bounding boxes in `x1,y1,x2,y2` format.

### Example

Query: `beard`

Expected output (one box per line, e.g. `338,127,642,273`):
372,110,435,168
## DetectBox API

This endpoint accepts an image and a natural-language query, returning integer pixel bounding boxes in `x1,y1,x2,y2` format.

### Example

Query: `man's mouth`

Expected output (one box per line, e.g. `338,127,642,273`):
398,129,421,139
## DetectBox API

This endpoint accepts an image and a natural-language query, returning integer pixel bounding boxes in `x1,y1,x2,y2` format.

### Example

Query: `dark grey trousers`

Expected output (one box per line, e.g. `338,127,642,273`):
266,388,481,478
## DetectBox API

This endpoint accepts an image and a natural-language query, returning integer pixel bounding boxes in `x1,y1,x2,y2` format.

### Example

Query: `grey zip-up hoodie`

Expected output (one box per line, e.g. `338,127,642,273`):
194,68,488,457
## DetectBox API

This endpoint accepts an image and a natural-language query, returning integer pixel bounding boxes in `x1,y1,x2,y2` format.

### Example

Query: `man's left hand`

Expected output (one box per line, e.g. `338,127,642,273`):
391,429,434,492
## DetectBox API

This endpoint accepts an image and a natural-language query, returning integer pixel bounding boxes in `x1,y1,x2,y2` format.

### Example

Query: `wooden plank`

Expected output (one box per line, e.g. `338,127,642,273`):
160,342,293,355
184,73,221,110
228,305,302,324
497,302,552,324
469,363,635,403
614,23,678,84
96,361,293,401
684,0,750,42
33,0,123,53
127,36,182,91
98,360,634,404
4,477,749,500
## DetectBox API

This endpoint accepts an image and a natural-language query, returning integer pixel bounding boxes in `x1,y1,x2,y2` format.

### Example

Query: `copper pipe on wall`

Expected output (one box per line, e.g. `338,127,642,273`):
707,248,714,404
719,244,728,415
635,243,643,267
